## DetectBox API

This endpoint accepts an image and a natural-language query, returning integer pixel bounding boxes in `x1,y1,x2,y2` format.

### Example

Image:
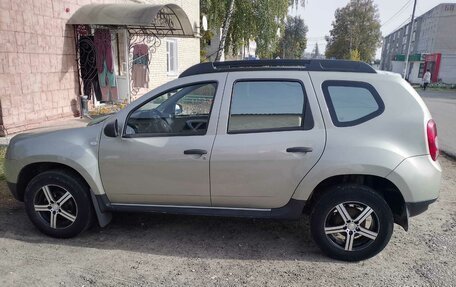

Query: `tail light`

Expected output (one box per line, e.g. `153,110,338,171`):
427,119,439,161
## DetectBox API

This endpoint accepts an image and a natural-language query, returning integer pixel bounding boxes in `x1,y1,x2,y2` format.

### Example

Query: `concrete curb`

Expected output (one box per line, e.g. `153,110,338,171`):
442,150,456,161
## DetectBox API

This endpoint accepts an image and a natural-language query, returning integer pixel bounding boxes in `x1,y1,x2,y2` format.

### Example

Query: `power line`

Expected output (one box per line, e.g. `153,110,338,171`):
385,16,411,36
381,0,413,27
386,6,456,35
397,16,412,28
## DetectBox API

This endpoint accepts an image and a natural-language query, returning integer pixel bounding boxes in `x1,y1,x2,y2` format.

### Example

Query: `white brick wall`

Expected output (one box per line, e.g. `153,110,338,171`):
146,36,200,89
133,0,200,96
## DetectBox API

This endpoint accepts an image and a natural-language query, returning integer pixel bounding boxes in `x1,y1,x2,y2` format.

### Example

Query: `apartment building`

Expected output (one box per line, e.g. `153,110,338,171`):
380,3,456,84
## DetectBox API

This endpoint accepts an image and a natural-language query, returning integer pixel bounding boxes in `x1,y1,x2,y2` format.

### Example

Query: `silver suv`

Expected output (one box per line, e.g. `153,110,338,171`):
5,60,441,261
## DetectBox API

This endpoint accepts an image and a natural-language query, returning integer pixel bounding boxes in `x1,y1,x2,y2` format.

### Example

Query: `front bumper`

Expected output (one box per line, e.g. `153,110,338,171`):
6,182,21,201
406,198,437,217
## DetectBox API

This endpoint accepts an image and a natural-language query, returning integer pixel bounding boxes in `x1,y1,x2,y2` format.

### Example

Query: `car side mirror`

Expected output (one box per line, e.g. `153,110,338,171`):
104,119,119,137
175,103,183,115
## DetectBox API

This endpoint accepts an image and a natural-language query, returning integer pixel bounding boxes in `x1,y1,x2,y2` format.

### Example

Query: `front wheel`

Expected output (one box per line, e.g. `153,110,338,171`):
310,184,394,261
24,170,93,238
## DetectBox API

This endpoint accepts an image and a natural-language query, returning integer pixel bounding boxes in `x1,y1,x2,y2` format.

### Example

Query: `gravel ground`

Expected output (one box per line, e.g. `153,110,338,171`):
0,157,455,287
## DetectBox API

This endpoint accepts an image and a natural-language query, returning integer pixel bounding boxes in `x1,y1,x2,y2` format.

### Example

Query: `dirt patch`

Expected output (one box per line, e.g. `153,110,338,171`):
0,182,21,209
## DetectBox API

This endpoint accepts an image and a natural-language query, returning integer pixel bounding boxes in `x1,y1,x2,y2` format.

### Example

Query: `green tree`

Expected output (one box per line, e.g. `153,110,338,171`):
275,16,308,59
201,0,304,60
325,0,381,62
349,49,361,61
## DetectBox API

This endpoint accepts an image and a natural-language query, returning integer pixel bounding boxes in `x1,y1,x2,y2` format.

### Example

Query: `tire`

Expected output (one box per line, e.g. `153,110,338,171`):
24,170,93,238
310,184,394,261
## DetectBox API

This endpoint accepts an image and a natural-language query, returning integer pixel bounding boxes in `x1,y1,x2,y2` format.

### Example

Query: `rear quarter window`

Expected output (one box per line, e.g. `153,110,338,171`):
322,81,384,127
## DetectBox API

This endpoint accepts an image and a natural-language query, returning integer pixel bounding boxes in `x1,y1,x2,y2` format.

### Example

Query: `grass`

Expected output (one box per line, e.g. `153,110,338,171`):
0,146,6,181
0,146,16,208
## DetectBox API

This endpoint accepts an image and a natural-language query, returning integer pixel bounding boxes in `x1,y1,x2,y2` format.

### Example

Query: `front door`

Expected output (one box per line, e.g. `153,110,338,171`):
210,71,326,209
99,75,225,206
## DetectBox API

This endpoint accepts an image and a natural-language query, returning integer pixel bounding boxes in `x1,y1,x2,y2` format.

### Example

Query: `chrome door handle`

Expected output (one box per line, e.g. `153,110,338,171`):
184,149,208,155
286,147,313,153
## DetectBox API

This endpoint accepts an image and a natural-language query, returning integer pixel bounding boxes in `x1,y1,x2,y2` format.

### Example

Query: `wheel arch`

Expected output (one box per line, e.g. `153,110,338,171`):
303,174,408,231
16,161,111,227
16,162,92,201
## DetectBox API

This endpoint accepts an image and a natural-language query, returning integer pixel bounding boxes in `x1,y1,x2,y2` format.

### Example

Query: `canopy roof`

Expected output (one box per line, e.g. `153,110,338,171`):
67,3,194,36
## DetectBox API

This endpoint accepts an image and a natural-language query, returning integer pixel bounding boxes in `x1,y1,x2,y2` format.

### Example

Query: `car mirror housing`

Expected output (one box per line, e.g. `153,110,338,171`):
175,103,183,115
104,119,119,138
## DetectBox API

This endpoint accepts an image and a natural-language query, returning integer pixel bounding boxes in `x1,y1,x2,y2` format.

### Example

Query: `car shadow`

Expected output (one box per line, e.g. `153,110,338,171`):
0,204,332,263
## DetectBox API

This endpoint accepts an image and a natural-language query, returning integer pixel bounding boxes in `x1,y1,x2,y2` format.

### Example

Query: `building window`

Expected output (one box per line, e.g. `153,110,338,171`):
445,4,454,11
166,39,178,75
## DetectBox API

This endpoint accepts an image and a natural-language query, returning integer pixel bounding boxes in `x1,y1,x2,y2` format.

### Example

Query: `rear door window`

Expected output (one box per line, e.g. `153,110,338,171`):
322,81,384,127
228,81,313,133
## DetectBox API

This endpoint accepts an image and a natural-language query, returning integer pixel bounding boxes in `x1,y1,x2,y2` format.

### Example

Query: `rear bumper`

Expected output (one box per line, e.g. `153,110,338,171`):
387,155,441,203
406,198,437,217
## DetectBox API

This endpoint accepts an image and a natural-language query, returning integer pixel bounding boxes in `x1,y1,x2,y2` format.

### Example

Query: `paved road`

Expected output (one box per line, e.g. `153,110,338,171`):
418,89,456,158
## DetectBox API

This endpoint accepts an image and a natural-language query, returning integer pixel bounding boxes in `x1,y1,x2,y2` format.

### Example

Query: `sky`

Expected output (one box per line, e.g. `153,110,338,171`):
292,0,456,58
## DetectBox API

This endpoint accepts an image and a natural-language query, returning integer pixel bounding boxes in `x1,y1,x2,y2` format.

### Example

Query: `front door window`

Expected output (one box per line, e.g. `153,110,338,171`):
125,82,217,136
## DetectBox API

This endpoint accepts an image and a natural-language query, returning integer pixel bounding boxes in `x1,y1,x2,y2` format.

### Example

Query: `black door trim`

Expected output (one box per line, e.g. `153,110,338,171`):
95,194,306,220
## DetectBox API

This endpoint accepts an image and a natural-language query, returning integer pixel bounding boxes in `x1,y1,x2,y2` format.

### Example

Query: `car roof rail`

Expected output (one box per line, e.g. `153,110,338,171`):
179,59,377,78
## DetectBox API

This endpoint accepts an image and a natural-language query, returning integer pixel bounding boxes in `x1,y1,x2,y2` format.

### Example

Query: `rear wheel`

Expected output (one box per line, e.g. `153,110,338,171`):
310,184,394,261
24,170,93,238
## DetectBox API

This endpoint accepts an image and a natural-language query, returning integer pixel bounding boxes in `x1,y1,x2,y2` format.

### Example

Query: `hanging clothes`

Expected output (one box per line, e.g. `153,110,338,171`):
94,29,117,102
132,44,149,88
78,36,102,101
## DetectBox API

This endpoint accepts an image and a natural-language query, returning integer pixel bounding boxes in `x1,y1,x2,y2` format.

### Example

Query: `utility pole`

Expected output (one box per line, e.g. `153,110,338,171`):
403,0,417,79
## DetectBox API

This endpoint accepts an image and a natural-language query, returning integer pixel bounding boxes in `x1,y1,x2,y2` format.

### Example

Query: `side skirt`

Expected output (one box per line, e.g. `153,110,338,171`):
94,194,306,220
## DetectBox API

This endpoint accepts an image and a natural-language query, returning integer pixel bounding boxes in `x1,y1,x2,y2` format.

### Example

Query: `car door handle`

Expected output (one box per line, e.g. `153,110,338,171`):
286,147,313,153
184,149,208,155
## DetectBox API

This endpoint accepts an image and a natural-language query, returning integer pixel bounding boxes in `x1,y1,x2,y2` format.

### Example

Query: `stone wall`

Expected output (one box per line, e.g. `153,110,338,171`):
0,0,200,135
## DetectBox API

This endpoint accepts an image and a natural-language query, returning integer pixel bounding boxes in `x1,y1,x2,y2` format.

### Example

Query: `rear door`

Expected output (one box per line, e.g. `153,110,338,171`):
210,71,326,208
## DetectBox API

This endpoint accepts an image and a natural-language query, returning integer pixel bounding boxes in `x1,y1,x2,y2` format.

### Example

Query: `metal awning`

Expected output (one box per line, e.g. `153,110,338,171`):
67,3,194,36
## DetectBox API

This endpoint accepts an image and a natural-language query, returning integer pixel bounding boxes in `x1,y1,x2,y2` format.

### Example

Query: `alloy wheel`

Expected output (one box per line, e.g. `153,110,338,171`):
324,202,379,251
33,185,78,229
